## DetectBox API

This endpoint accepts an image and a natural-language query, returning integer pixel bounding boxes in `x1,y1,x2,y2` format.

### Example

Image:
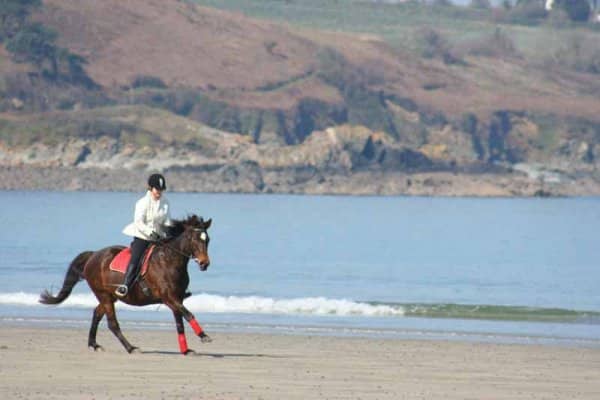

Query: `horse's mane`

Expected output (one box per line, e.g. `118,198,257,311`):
166,215,205,238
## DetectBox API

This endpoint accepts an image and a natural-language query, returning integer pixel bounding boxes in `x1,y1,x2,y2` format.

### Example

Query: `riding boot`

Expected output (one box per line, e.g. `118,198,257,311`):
115,237,149,298
124,261,141,288
115,262,140,297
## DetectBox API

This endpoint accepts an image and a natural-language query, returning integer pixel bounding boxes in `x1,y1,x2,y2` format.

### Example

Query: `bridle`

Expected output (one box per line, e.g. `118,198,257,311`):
158,228,208,263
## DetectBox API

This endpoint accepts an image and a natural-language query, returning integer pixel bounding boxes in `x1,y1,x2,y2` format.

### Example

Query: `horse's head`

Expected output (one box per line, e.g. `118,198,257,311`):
170,215,212,271
186,215,212,270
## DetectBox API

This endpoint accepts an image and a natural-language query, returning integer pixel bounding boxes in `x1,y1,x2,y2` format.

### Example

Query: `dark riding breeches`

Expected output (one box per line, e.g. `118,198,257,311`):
123,237,150,287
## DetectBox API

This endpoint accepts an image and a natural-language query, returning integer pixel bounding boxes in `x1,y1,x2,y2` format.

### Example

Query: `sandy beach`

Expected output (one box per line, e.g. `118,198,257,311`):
0,326,599,399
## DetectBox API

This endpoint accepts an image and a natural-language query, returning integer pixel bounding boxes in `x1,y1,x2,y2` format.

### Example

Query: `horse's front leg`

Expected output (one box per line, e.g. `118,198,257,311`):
164,298,212,344
173,311,194,355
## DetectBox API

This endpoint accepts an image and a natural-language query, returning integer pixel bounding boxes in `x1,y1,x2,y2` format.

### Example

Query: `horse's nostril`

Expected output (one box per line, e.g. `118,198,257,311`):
196,257,209,269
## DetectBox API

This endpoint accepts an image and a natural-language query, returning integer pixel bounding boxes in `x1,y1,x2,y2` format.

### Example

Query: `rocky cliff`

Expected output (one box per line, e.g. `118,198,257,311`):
0,0,599,196
0,106,597,196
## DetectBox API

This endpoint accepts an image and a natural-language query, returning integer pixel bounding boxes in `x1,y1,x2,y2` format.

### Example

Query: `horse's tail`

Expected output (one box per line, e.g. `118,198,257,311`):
39,250,94,305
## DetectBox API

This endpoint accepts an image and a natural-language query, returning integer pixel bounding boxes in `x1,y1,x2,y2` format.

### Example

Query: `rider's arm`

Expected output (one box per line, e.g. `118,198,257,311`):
133,197,154,238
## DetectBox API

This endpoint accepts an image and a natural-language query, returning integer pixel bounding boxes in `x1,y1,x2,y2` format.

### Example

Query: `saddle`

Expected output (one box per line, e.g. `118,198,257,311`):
109,245,156,276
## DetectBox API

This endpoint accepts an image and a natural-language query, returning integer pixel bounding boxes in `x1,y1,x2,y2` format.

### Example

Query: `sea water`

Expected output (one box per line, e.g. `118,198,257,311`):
1,191,599,346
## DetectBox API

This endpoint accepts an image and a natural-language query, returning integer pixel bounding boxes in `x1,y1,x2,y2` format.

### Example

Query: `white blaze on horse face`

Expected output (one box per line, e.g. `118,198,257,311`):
200,232,207,241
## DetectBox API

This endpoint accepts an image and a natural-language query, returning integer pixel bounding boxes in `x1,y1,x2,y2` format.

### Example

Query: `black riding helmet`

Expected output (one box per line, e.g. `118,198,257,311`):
148,173,167,191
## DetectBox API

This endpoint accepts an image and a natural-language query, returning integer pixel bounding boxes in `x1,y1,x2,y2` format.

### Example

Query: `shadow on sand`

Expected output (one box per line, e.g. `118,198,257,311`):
140,349,286,358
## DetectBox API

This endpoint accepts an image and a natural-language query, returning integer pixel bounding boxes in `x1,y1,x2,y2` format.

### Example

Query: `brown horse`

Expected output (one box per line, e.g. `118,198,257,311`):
39,215,212,355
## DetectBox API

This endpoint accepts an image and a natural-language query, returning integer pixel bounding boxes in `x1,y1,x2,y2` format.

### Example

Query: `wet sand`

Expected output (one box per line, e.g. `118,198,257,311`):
1,326,599,399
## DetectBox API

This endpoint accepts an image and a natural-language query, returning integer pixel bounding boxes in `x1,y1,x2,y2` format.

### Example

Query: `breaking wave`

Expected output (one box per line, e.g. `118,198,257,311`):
1,292,599,323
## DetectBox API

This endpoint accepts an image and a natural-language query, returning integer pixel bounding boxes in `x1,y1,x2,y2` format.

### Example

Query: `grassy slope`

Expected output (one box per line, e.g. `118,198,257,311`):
30,0,600,123
190,0,599,59
186,0,600,125
0,105,228,151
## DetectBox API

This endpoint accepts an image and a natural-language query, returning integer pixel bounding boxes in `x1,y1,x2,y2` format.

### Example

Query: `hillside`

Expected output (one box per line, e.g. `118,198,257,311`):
0,0,599,196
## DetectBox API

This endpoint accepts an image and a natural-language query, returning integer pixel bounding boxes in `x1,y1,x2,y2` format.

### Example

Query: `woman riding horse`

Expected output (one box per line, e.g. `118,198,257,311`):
116,173,173,298
39,215,213,355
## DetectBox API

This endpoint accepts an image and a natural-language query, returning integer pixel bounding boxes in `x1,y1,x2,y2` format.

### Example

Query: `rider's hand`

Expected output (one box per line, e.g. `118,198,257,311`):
149,231,161,242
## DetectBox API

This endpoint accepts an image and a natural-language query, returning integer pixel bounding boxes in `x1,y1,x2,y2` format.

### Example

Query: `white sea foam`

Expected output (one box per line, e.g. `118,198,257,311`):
184,294,405,316
0,291,405,317
0,292,99,308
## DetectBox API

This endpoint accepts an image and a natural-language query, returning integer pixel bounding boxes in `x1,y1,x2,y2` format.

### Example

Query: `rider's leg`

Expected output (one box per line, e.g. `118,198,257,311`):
115,237,148,297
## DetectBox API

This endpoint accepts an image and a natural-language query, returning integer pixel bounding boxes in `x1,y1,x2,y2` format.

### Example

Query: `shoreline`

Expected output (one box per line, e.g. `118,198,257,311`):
1,165,599,197
3,311,600,350
1,326,599,399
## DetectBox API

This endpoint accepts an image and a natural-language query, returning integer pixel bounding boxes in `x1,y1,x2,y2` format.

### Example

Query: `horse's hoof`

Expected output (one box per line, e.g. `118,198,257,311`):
128,346,140,354
200,333,212,343
89,344,104,352
183,349,196,356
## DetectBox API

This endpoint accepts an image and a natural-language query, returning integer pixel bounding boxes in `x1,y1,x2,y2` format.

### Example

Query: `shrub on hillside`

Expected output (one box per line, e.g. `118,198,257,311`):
416,27,464,65
545,8,573,27
0,0,41,40
317,47,409,139
131,75,167,89
554,0,591,22
0,71,108,112
495,0,548,25
1,0,95,90
548,34,600,74
463,28,520,59
316,47,353,88
6,24,95,87
316,47,381,89
6,23,56,66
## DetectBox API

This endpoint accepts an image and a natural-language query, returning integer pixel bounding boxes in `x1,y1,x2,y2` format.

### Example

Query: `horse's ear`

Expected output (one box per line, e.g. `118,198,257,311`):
204,218,212,229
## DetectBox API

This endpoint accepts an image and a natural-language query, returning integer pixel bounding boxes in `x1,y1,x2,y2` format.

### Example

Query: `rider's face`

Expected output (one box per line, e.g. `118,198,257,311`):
150,187,163,200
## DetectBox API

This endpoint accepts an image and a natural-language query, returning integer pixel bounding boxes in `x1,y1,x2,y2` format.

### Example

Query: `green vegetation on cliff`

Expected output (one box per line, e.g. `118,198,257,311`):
0,0,598,192
0,0,94,89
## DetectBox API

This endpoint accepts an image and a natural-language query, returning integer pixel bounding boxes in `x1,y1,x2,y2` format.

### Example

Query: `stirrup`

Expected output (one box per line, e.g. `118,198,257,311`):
115,285,128,297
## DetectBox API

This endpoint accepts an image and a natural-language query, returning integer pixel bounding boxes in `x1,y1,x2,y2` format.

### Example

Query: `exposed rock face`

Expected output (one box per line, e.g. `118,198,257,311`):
1,123,599,196
2,163,598,197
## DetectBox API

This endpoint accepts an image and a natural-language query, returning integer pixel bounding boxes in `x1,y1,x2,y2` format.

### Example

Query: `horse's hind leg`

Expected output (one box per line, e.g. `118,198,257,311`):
88,304,105,351
101,298,138,353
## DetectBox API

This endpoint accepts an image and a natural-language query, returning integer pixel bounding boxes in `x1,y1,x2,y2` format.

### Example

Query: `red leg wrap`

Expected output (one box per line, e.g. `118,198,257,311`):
178,333,188,354
189,318,203,336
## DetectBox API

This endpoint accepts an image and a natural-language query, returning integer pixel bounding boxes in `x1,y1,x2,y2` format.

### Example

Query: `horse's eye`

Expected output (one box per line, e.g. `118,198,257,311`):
200,232,207,241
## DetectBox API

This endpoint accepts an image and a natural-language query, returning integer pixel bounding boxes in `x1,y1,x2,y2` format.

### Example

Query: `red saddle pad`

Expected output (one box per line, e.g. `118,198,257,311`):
109,245,155,276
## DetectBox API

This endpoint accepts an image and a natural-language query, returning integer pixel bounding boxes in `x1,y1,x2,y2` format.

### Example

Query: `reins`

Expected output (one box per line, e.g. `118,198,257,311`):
158,240,193,260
